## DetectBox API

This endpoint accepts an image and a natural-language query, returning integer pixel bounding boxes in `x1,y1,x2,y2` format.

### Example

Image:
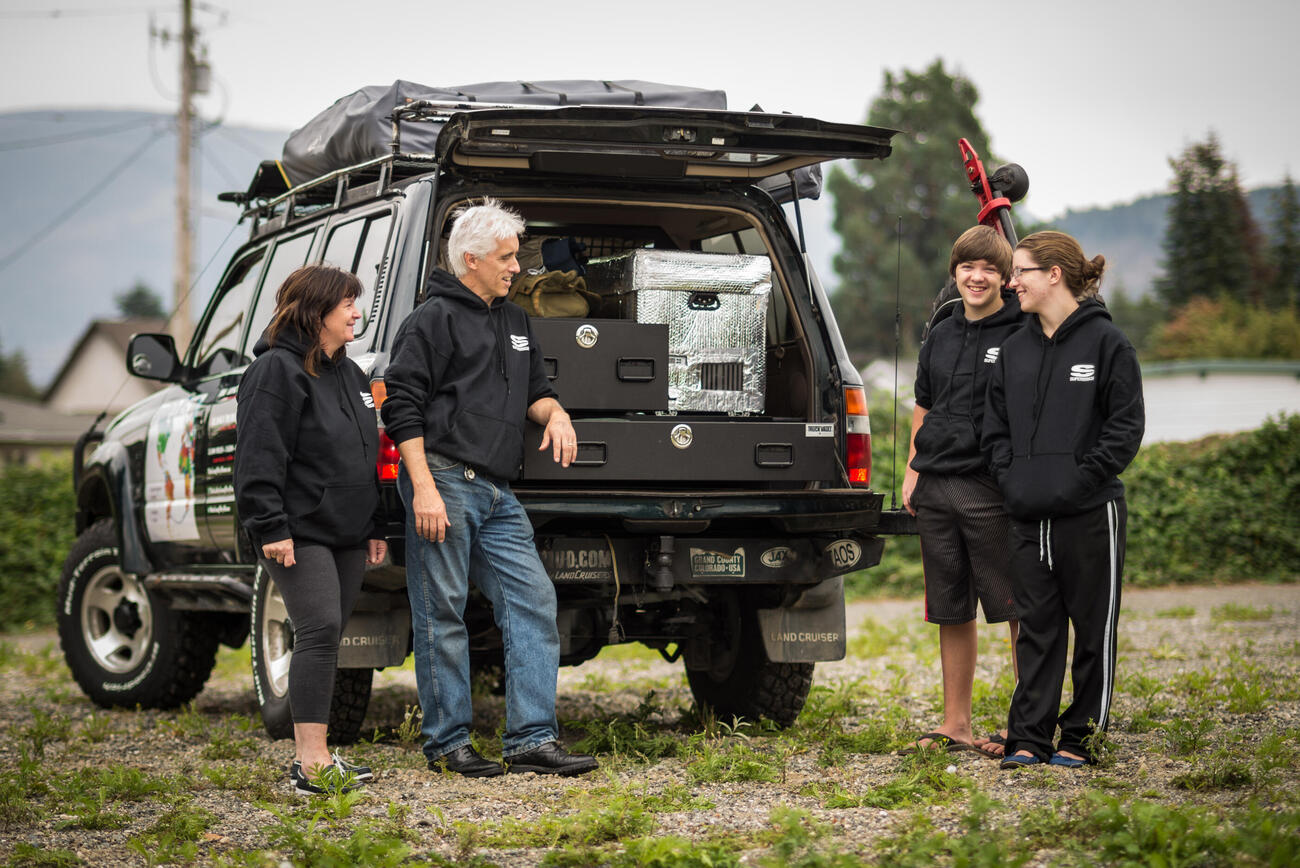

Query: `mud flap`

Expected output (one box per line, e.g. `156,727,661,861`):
337,609,410,668
756,576,846,663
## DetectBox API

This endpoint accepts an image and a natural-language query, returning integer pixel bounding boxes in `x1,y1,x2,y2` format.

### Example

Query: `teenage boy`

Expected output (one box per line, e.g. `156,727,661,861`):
900,225,1023,756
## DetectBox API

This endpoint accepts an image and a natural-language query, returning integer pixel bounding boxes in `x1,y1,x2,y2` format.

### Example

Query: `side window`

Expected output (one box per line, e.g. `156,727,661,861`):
701,227,764,255
191,248,266,378
323,211,393,337
243,231,317,355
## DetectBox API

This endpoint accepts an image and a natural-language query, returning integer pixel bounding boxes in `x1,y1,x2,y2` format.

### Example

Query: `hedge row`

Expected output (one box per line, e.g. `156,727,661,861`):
0,457,77,631
0,416,1295,631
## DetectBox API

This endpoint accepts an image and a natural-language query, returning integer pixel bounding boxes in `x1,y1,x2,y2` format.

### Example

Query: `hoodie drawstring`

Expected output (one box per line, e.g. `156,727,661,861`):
1027,336,1053,458
1039,518,1054,569
491,305,511,394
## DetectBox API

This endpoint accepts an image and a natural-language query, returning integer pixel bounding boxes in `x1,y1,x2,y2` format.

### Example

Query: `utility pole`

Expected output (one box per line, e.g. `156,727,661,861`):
173,0,195,354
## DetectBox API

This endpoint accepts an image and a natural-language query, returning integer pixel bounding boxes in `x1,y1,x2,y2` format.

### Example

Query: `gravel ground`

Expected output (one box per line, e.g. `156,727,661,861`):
1,582,1297,865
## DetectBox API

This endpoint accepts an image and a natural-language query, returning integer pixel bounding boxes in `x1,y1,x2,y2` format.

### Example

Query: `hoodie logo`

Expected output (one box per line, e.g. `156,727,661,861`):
983,347,1001,364
359,391,375,409
1069,364,1096,382
510,334,530,352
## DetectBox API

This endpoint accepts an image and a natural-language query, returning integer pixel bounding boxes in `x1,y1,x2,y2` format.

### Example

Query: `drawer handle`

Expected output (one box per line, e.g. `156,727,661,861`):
754,442,794,468
617,357,656,382
573,442,607,466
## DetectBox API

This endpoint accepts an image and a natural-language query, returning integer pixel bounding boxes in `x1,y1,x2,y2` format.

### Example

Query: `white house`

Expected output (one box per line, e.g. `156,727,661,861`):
44,319,167,415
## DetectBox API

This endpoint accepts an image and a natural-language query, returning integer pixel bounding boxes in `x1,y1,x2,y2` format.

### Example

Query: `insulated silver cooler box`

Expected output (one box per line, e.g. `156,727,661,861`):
588,250,771,414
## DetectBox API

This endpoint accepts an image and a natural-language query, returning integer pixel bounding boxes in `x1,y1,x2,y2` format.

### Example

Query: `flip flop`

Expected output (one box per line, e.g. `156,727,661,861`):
897,732,973,755
1049,752,1087,768
971,731,1007,758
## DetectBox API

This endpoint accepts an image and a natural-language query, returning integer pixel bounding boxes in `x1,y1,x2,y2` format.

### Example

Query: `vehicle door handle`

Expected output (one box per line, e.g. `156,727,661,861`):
616,357,656,382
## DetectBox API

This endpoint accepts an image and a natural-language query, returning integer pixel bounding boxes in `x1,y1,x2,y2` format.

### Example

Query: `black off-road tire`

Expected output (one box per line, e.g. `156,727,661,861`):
251,565,373,744
57,519,219,709
686,606,814,728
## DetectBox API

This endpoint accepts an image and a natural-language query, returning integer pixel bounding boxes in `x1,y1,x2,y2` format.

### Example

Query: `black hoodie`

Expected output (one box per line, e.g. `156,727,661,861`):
982,299,1145,520
234,328,381,548
380,268,556,481
912,291,1024,475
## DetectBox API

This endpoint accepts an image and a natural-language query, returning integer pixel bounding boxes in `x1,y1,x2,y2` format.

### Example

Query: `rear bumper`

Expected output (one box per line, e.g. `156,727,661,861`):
515,487,884,533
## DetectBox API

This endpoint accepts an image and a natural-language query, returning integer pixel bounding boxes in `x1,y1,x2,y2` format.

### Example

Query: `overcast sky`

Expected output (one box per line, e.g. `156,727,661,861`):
1,0,1295,220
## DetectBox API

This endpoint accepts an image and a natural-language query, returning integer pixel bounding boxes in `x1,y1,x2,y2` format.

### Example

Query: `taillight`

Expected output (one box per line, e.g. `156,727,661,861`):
844,385,871,487
371,380,400,481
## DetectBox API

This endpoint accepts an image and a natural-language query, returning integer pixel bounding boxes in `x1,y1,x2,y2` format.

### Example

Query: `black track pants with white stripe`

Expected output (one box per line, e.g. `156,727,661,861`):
1005,498,1126,762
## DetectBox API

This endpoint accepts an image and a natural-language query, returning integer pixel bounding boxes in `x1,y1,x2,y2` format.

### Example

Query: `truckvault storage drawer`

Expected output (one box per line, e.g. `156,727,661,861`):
531,319,669,412
521,418,837,482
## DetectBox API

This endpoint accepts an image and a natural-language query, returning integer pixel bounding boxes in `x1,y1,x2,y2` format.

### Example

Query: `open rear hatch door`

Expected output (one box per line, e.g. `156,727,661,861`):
431,105,896,180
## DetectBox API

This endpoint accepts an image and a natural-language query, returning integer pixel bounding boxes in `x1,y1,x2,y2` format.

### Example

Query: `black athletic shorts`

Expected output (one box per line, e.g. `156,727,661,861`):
912,472,1016,624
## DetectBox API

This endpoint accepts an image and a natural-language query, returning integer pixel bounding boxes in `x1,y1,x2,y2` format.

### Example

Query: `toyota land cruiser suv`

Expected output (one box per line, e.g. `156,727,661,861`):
59,80,898,740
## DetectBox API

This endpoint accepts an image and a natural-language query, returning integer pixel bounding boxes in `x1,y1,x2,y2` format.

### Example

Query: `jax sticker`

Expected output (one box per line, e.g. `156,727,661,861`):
760,546,797,569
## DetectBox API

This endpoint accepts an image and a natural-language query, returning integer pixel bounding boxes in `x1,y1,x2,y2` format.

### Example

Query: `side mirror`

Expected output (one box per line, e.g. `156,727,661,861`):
127,333,183,382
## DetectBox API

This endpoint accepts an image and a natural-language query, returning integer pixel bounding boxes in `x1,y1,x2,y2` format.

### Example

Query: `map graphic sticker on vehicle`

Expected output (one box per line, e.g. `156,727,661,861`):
144,397,203,542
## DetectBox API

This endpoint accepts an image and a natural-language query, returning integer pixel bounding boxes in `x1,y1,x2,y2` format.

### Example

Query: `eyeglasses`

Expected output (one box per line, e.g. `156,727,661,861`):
1010,266,1047,279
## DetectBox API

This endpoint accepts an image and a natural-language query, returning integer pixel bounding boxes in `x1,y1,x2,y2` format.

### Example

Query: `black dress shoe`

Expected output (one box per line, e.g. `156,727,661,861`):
431,744,503,778
506,741,599,776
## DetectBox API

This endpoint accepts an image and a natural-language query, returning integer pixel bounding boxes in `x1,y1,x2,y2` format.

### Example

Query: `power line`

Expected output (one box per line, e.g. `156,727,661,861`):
0,6,164,19
0,116,166,152
0,128,168,276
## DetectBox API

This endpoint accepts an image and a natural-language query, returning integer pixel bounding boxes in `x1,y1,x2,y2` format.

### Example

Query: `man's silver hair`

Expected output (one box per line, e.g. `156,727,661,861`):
446,197,525,277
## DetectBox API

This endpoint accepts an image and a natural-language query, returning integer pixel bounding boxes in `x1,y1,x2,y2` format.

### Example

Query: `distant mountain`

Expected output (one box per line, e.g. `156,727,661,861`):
1049,186,1284,299
0,110,288,388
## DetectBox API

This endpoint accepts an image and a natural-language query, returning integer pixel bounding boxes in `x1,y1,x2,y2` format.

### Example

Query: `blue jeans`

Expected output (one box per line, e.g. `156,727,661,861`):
398,457,559,760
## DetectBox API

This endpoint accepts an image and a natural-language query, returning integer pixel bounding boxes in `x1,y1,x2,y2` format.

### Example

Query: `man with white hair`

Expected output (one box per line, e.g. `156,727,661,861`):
382,198,597,777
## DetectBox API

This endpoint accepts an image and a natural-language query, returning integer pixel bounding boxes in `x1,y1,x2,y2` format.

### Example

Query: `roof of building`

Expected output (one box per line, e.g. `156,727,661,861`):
0,393,98,446
42,318,168,403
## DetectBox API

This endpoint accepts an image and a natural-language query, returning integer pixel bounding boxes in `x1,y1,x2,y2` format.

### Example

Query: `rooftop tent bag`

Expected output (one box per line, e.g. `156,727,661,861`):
280,80,728,186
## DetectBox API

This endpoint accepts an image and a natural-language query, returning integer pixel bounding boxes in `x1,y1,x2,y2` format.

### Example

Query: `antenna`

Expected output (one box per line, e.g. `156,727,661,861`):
890,215,902,510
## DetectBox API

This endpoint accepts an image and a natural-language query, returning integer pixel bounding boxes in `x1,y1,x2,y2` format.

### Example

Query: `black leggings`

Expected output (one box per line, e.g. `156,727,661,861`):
260,545,366,725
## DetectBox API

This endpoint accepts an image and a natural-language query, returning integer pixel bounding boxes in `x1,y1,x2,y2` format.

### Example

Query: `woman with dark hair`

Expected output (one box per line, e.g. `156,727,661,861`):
234,264,387,794
982,231,1145,769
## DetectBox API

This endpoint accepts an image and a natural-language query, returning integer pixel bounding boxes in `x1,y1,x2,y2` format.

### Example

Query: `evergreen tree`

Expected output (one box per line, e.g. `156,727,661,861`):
1269,174,1300,309
114,281,166,319
0,342,39,400
1155,133,1270,309
827,60,1025,363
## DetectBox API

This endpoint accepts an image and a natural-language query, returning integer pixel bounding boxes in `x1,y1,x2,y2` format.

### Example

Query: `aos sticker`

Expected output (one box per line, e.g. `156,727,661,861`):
825,539,862,571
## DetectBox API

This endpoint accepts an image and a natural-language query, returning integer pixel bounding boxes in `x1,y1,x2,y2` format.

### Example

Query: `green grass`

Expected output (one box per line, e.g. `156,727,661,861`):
1212,602,1276,622
454,796,657,850
1155,604,1196,618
